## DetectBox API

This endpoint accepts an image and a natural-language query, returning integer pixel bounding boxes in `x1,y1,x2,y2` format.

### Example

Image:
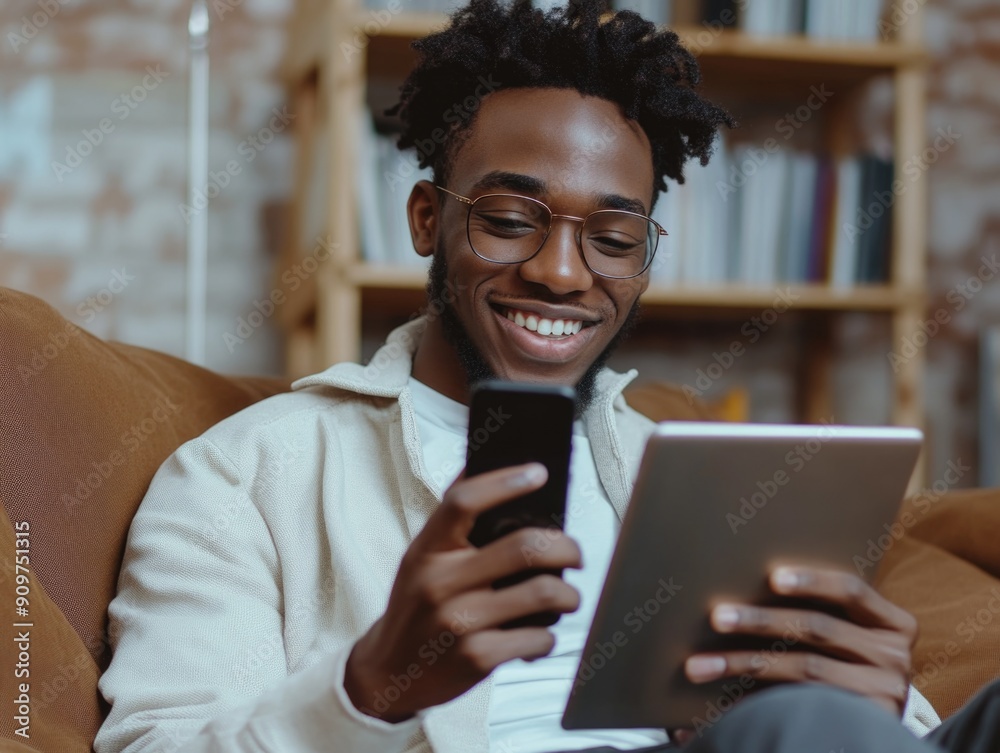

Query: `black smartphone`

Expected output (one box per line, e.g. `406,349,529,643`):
465,380,576,628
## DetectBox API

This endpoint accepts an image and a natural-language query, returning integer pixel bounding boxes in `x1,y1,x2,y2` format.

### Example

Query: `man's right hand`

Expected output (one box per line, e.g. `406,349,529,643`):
344,462,582,722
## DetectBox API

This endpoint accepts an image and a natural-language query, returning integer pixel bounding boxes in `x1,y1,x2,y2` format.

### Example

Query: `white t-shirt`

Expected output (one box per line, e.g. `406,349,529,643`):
408,377,670,752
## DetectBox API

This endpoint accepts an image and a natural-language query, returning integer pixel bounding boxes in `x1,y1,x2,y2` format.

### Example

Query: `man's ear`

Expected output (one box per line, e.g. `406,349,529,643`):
408,180,439,258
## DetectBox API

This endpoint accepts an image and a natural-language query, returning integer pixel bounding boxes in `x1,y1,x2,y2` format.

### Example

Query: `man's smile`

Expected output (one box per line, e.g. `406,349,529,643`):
504,306,584,336
488,300,601,364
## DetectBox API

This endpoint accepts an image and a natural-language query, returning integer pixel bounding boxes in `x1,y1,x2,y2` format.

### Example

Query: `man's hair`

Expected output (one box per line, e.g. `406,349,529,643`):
390,0,736,199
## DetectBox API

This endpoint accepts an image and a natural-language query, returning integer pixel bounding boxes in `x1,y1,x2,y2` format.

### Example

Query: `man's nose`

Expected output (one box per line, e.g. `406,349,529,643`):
517,218,595,295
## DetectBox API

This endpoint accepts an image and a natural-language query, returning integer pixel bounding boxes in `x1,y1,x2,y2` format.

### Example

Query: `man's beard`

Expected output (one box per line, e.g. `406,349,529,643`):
424,251,642,415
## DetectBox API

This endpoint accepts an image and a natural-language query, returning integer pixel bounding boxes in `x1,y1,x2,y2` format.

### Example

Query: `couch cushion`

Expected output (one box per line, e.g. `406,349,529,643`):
0,504,99,753
875,489,1000,718
0,286,290,680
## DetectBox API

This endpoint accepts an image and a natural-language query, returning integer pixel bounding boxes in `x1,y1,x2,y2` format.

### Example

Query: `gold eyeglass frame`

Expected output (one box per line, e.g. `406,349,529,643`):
434,185,667,280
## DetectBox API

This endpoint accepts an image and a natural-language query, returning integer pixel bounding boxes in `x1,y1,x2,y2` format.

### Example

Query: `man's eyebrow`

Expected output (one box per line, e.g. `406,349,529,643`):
470,171,649,215
595,193,648,216
470,171,545,195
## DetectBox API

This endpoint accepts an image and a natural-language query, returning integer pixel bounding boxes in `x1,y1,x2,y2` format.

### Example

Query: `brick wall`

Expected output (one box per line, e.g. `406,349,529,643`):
0,0,295,375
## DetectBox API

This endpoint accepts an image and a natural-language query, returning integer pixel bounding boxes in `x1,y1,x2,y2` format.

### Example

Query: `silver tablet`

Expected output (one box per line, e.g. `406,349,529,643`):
562,421,923,732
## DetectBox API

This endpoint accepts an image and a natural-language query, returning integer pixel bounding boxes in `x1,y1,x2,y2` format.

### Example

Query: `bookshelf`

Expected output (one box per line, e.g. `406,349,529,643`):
276,0,929,442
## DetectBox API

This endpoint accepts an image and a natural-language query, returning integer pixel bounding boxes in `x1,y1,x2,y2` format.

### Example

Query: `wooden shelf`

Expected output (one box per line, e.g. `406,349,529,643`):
279,0,930,454
284,9,928,97
355,11,926,67
346,263,919,313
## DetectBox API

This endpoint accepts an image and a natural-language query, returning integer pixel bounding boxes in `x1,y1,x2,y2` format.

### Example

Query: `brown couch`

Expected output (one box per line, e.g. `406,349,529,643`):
1,286,998,752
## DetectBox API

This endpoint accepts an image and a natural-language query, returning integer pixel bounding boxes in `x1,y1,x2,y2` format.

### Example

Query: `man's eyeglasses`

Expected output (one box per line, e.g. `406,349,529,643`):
435,186,667,280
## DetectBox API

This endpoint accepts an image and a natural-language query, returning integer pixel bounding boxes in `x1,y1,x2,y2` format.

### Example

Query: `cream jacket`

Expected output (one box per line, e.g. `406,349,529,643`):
96,316,939,753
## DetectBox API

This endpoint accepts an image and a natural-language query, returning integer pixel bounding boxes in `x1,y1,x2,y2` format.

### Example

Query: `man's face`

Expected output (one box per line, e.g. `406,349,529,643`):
416,88,655,400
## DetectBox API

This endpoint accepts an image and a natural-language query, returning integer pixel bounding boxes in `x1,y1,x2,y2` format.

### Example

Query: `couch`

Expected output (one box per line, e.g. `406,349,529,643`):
1,286,998,752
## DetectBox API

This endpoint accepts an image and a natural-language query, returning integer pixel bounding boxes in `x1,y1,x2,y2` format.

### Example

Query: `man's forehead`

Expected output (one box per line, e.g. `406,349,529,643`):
449,87,654,205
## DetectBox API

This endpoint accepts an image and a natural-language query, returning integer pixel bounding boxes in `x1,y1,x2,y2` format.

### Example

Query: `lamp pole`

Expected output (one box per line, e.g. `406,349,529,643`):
185,0,210,365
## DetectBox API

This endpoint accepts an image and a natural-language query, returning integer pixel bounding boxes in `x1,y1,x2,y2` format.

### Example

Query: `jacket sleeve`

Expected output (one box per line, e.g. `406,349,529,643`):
95,437,422,753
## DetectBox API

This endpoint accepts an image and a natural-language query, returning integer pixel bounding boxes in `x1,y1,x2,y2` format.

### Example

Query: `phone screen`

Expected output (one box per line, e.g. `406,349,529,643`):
465,381,576,627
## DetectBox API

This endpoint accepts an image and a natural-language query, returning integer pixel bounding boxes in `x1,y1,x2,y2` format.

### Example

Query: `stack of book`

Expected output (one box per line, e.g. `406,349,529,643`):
356,114,434,268
361,0,887,41
615,0,887,41
648,137,894,286
356,117,894,287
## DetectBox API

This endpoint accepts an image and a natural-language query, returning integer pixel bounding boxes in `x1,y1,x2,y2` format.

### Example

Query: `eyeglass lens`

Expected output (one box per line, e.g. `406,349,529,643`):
467,194,657,278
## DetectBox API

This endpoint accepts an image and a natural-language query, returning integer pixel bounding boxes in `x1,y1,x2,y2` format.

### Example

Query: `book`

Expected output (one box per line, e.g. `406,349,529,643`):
855,156,893,283
612,0,672,25
829,156,862,287
779,152,819,282
806,156,834,282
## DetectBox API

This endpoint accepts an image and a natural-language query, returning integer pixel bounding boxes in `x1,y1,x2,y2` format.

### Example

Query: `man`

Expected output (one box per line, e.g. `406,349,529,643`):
96,2,999,752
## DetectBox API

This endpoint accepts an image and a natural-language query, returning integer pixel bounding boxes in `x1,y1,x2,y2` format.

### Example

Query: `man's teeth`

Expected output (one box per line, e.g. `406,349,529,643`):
504,308,584,337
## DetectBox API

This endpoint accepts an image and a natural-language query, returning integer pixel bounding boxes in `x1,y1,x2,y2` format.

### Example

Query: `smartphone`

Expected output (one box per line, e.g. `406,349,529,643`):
465,380,576,628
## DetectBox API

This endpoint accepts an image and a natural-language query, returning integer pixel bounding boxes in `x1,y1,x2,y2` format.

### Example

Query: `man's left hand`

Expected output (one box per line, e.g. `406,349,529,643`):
684,565,918,716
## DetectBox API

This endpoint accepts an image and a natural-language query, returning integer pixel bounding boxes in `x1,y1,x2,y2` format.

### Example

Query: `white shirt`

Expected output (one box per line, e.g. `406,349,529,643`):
408,377,670,752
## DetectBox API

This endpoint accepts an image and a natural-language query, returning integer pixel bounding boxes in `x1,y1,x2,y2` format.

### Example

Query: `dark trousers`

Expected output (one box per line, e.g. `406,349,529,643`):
554,679,1000,753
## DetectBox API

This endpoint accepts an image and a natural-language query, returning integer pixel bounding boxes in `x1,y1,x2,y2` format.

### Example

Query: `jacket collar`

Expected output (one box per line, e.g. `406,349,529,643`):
291,315,640,420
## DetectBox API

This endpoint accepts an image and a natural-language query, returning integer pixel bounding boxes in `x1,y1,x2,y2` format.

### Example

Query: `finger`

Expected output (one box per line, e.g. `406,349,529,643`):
685,651,909,711
437,529,582,596
769,566,918,635
708,603,911,669
415,463,548,551
458,627,557,674
447,574,581,631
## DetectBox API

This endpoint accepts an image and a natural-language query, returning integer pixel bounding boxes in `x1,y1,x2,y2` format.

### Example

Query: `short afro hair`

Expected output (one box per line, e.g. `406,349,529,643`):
390,0,736,200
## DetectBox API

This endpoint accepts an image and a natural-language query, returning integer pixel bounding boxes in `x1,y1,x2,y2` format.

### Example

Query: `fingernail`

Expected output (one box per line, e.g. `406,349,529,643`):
712,605,739,632
772,568,799,592
517,463,547,486
686,656,726,683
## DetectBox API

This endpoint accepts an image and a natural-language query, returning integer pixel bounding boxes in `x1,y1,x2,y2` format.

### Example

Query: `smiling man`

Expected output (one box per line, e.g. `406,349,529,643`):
95,2,1000,753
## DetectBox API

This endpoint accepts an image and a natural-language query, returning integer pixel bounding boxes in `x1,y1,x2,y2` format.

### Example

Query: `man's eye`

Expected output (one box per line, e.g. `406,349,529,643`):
477,213,538,232
589,235,643,255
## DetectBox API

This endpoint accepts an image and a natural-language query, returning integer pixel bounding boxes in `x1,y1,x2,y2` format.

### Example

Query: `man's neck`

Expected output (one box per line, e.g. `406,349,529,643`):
411,316,473,405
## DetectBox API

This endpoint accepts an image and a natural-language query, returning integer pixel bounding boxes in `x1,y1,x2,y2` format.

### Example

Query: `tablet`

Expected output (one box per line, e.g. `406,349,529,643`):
561,421,923,732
